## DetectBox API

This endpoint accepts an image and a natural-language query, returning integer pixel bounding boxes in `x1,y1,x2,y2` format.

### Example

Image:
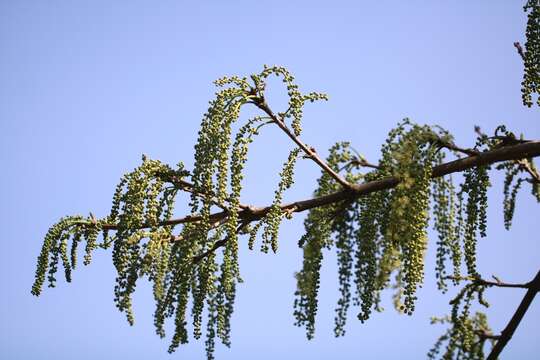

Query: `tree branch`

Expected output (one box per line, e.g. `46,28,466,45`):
487,270,540,360
339,158,381,172
443,275,531,289
96,140,540,232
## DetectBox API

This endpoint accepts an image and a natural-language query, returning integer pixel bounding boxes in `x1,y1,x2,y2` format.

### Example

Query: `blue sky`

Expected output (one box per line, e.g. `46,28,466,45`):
1,1,539,359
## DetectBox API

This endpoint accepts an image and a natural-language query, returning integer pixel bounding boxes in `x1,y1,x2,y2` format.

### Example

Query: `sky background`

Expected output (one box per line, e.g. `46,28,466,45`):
1,1,539,359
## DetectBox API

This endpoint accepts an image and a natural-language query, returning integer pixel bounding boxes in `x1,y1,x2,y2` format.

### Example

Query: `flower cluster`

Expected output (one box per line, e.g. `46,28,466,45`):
31,215,105,296
293,120,536,360
31,65,539,360
294,142,359,338
428,287,494,360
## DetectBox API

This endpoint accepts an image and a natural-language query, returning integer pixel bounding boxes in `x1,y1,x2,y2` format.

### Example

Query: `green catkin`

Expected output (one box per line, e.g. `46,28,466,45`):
334,204,354,336
152,235,171,302
433,158,459,293
70,232,81,270
167,276,191,353
59,232,71,282
193,252,217,339
261,148,301,253
293,224,326,340
505,177,524,230
522,0,540,107
294,200,336,338
248,221,263,250
355,188,385,322
452,188,465,285
461,165,491,277
154,240,187,339
165,238,195,352
205,286,218,360
83,225,101,266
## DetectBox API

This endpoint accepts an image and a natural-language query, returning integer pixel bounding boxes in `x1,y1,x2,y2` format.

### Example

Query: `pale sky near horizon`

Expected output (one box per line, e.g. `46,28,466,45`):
1,1,539,359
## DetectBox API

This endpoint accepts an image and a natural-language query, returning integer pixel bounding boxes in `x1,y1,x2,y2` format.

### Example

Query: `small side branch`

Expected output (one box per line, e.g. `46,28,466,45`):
253,98,352,189
433,138,480,157
516,159,540,183
338,158,381,172
443,275,531,289
160,173,248,210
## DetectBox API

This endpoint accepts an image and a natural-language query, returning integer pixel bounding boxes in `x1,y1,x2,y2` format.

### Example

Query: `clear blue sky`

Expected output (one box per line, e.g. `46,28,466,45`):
1,1,538,359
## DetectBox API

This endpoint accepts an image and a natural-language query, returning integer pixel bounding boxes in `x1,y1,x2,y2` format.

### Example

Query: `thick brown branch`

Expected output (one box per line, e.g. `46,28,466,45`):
97,140,540,231
253,98,352,189
487,270,540,360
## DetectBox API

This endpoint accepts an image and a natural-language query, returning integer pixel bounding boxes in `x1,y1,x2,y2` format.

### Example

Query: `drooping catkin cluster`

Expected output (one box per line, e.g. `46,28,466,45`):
428,283,494,360
379,120,445,314
293,142,360,339
109,156,187,325
32,66,330,360
521,0,540,107
31,215,105,296
293,120,537,353
260,148,301,253
184,66,327,358
294,120,456,339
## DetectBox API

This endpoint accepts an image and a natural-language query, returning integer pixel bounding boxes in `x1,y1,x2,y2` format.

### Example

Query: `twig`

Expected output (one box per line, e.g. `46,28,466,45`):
433,139,480,157
338,158,381,172
443,275,531,289
160,173,248,210
252,97,352,189
513,42,525,61
516,159,540,183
